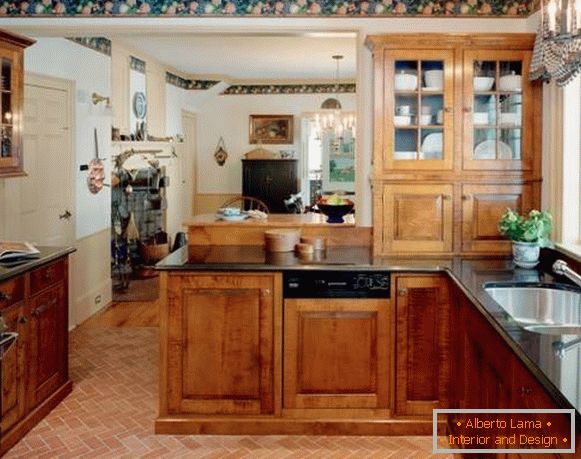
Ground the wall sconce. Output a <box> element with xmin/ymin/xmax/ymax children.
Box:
<box><xmin>92</xmin><ymin>92</ymin><xmax>111</xmax><ymax>107</ymax></box>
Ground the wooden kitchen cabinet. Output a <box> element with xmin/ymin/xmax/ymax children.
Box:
<box><xmin>394</xmin><ymin>275</ymin><xmax>450</xmax><ymax>416</ymax></box>
<box><xmin>0</xmin><ymin>300</ymin><xmax>27</xmax><ymax>433</ymax></box>
<box><xmin>242</xmin><ymin>159</ymin><xmax>299</xmax><ymax>213</ymax></box>
<box><xmin>163</xmin><ymin>273</ymin><xmax>277</xmax><ymax>415</ymax></box>
<box><xmin>366</xmin><ymin>34</ymin><xmax>541</xmax><ymax>256</ymax></box>
<box><xmin>283</xmin><ymin>298</ymin><xmax>389</xmax><ymax>411</ymax></box>
<box><xmin>0</xmin><ymin>255</ymin><xmax>71</xmax><ymax>456</ymax></box>
<box><xmin>379</xmin><ymin>183</ymin><xmax>453</xmax><ymax>254</ymax></box>
<box><xmin>461</xmin><ymin>183</ymin><xmax>533</xmax><ymax>253</ymax></box>
<box><xmin>0</xmin><ymin>30</ymin><xmax>34</xmax><ymax>178</ymax></box>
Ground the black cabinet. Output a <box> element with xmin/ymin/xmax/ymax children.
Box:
<box><xmin>242</xmin><ymin>159</ymin><xmax>299</xmax><ymax>213</ymax></box>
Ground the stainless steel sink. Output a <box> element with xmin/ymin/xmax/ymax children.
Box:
<box><xmin>483</xmin><ymin>284</ymin><xmax>581</xmax><ymax>335</ymax></box>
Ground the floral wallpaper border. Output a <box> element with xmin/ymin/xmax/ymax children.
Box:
<box><xmin>67</xmin><ymin>37</ymin><xmax>112</xmax><ymax>55</ymax></box>
<box><xmin>165</xmin><ymin>71</ymin><xmax>220</xmax><ymax>89</ymax></box>
<box><xmin>0</xmin><ymin>0</ymin><xmax>533</xmax><ymax>17</ymax></box>
<box><xmin>130</xmin><ymin>55</ymin><xmax>146</xmax><ymax>73</ymax></box>
<box><xmin>222</xmin><ymin>82</ymin><xmax>356</xmax><ymax>95</ymax></box>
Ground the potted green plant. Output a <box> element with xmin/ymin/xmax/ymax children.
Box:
<box><xmin>498</xmin><ymin>209</ymin><xmax>553</xmax><ymax>268</ymax></box>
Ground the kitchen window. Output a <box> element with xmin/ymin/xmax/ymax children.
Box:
<box><xmin>552</xmin><ymin>75</ymin><xmax>581</xmax><ymax>256</ymax></box>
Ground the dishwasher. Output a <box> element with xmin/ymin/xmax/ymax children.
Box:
<box><xmin>282</xmin><ymin>270</ymin><xmax>391</xmax><ymax>411</ymax></box>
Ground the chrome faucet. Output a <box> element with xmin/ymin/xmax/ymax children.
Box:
<box><xmin>553</xmin><ymin>338</ymin><xmax>581</xmax><ymax>359</ymax></box>
<box><xmin>552</xmin><ymin>260</ymin><xmax>581</xmax><ymax>289</ymax></box>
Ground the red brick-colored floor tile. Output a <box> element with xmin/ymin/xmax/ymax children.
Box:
<box><xmin>5</xmin><ymin>326</ymin><xmax>450</xmax><ymax>459</ymax></box>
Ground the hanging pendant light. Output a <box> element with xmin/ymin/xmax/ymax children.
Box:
<box><xmin>321</xmin><ymin>55</ymin><xmax>343</xmax><ymax>110</ymax></box>
<box><xmin>315</xmin><ymin>55</ymin><xmax>355</xmax><ymax>140</ymax></box>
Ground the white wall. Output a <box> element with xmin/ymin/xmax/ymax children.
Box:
<box><xmin>24</xmin><ymin>38</ymin><xmax>112</xmax><ymax>240</ymax></box>
<box><xmin>193</xmin><ymin>92</ymin><xmax>356</xmax><ymax>194</ymax></box>
<box><xmin>23</xmin><ymin>38</ymin><xmax>113</xmax><ymax>327</ymax></box>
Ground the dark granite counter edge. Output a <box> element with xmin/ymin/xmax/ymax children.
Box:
<box><xmin>0</xmin><ymin>246</ymin><xmax>76</xmax><ymax>282</ymax></box>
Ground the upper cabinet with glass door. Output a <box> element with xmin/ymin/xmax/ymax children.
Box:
<box><xmin>463</xmin><ymin>50</ymin><xmax>533</xmax><ymax>171</ymax></box>
<box><xmin>0</xmin><ymin>30</ymin><xmax>34</xmax><ymax>178</ymax></box>
<box><xmin>386</xmin><ymin>50</ymin><xmax>454</xmax><ymax>171</ymax></box>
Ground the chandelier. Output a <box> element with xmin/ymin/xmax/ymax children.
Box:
<box><xmin>314</xmin><ymin>55</ymin><xmax>356</xmax><ymax>139</ymax></box>
<box><xmin>530</xmin><ymin>0</ymin><xmax>581</xmax><ymax>86</ymax></box>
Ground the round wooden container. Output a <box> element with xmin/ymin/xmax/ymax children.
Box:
<box><xmin>295</xmin><ymin>243</ymin><xmax>314</xmax><ymax>254</ymax></box>
<box><xmin>300</xmin><ymin>236</ymin><xmax>327</xmax><ymax>251</ymax></box>
<box><xmin>264</xmin><ymin>229</ymin><xmax>301</xmax><ymax>252</ymax></box>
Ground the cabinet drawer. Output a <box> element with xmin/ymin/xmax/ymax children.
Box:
<box><xmin>0</xmin><ymin>276</ymin><xmax>25</xmax><ymax>310</ymax></box>
<box><xmin>30</xmin><ymin>260</ymin><xmax>65</xmax><ymax>296</ymax></box>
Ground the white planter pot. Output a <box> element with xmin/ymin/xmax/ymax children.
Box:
<box><xmin>512</xmin><ymin>241</ymin><xmax>540</xmax><ymax>269</ymax></box>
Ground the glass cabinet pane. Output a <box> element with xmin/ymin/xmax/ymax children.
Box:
<box><xmin>471</xmin><ymin>58</ymin><xmax>523</xmax><ymax>162</ymax></box>
<box><xmin>392</xmin><ymin>58</ymin><xmax>446</xmax><ymax>162</ymax></box>
<box><xmin>394</xmin><ymin>128</ymin><xmax>417</xmax><ymax>160</ymax></box>
<box><xmin>0</xmin><ymin>57</ymin><xmax>12</xmax><ymax>159</ymax></box>
<box><xmin>420</xmin><ymin>129</ymin><xmax>443</xmax><ymax>160</ymax></box>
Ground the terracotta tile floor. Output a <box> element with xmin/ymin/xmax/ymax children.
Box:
<box><xmin>6</xmin><ymin>326</ymin><xmax>452</xmax><ymax>458</ymax></box>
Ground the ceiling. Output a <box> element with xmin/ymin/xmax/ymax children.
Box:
<box><xmin>111</xmin><ymin>33</ymin><xmax>357</xmax><ymax>81</ymax></box>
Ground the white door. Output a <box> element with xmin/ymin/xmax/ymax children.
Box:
<box><xmin>3</xmin><ymin>75</ymin><xmax>74</xmax><ymax>246</ymax></box>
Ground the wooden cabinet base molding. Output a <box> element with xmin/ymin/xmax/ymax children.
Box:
<box><xmin>155</xmin><ymin>416</ymin><xmax>440</xmax><ymax>436</ymax></box>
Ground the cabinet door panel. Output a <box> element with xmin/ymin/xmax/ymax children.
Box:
<box><xmin>461</xmin><ymin>183</ymin><xmax>532</xmax><ymax>253</ymax></box>
<box><xmin>381</xmin><ymin>183</ymin><xmax>453</xmax><ymax>253</ymax></box>
<box><xmin>284</xmin><ymin>298</ymin><xmax>389</xmax><ymax>410</ymax></box>
<box><xmin>168</xmin><ymin>274</ymin><xmax>275</xmax><ymax>415</ymax></box>
<box><xmin>28</xmin><ymin>283</ymin><xmax>67</xmax><ymax>407</ymax></box>
<box><xmin>0</xmin><ymin>301</ymin><xmax>26</xmax><ymax>433</ymax></box>
<box><xmin>395</xmin><ymin>275</ymin><xmax>449</xmax><ymax>416</ymax></box>
<box><xmin>383</xmin><ymin>49</ymin><xmax>454</xmax><ymax>171</ymax></box>
<box><xmin>463</xmin><ymin>49</ymin><xmax>534</xmax><ymax>171</ymax></box>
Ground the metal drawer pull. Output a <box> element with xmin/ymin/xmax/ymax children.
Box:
<box><xmin>0</xmin><ymin>292</ymin><xmax>12</xmax><ymax>302</ymax></box>
<box><xmin>42</xmin><ymin>270</ymin><xmax>54</xmax><ymax>280</ymax></box>
<box><xmin>33</xmin><ymin>298</ymin><xmax>57</xmax><ymax>317</ymax></box>
<box><xmin>398</xmin><ymin>288</ymin><xmax>407</xmax><ymax>297</ymax></box>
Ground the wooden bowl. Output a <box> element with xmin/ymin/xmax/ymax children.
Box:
<box><xmin>264</xmin><ymin>229</ymin><xmax>301</xmax><ymax>252</ymax></box>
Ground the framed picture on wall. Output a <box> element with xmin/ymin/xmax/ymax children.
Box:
<box><xmin>249</xmin><ymin>114</ymin><xmax>294</xmax><ymax>144</ymax></box>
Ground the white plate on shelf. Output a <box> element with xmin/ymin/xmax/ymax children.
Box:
<box><xmin>216</xmin><ymin>213</ymin><xmax>249</xmax><ymax>221</ymax></box>
<box><xmin>421</xmin><ymin>132</ymin><xmax>443</xmax><ymax>153</ymax></box>
<box><xmin>422</xmin><ymin>86</ymin><xmax>443</xmax><ymax>92</ymax></box>
<box><xmin>474</xmin><ymin>140</ymin><xmax>513</xmax><ymax>160</ymax></box>
<box><xmin>394</xmin><ymin>151</ymin><xmax>417</xmax><ymax>160</ymax></box>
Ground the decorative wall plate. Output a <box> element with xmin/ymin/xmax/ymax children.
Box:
<box><xmin>132</xmin><ymin>91</ymin><xmax>147</xmax><ymax>120</ymax></box>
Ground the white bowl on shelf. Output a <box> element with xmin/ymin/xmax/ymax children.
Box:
<box><xmin>473</xmin><ymin>112</ymin><xmax>489</xmax><ymax>125</ymax></box>
<box><xmin>394</xmin><ymin>115</ymin><xmax>412</xmax><ymax>126</ymax></box>
<box><xmin>393</xmin><ymin>151</ymin><xmax>417</xmax><ymax>160</ymax></box>
<box><xmin>424</xmin><ymin>70</ymin><xmax>443</xmax><ymax>90</ymax></box>
<box><xmin>419</xmin><ymin>114</ymin><xmax>432</xmax><ymax>125</ymax></box>
<box><xmin>500</xmin><ymin>112</ymin><xmax>520</xmax><ymax>125</ymax></box>
<box><xmin>499</xmin><ymin>72</ymin><xmax>522</xmax><ymax>91</ymax></box>
<box><xmin>473</xmin><ymin>76</ymin><xmax>494</xmax><ymax>91</ymax></box>
<box><xmin>394</xmin><ymin>73</ymin><xmax>418</xmax><ymax>91</ymax></box>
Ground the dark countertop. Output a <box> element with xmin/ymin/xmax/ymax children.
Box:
<box><xmin>0</xmin><ymin>246</ymin><xmax>75</xmax><ymax>282</ymax></box>
<box><xmin>157</xmin><ymin>245</ymin><xmax>581</xmax><ymax>425</ymax></box>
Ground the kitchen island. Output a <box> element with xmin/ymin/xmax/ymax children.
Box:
<box><xmin>156</xmin><ymin>245</ymin><xmax>581</xmax><ymax>450</ymax></box>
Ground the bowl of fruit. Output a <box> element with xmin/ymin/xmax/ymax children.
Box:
<box><xmin>317</xmin><ymin>194</ymin><xmax>354</xmax><ymax>224</ymax></box>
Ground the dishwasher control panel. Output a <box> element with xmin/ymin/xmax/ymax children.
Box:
<box><xmin>283</xmin><ymin>271</ymin><xmax>390</xmax><ymax>299</ymax></box>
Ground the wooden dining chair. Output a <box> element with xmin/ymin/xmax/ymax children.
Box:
<box><xmin>220</xmin><ymin>196</ymin><xmax>270</xmax><ymax>213</ymax></box>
